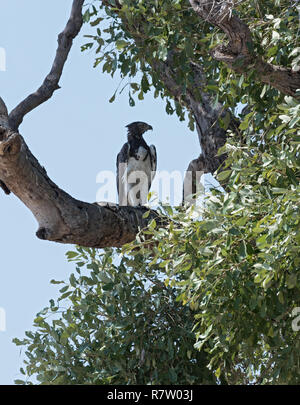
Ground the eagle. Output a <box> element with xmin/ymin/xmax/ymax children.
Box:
<box><xmin>117</xmin><ymin>121</ymin><xmax>157</xmax><ymax>206</ymax></box>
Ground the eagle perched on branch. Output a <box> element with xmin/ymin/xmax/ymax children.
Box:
<box><xmin>117</xmin><ymin>121</ymin><xmax>157</xmax><ymax>206</ymax></box>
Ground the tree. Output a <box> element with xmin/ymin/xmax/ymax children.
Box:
<box><xmin>3</xmin><ymin>0</ymin><xmax>300</xmax><ymax>384</ymax></box>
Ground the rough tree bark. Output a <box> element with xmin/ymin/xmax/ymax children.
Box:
<box><xmin>152</xmin><ymin>57</ymin><xmax>236</xmax><ymax>196</ymax></box>
<box><xmin>154</xmin><ymin>58</ymin><xmax>233</xmax><ymax>173</ymax></box>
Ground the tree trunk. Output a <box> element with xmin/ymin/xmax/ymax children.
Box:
<box><xmin>152</xmin><ymin>58</ymin><xmax>237</xmax><ymax>199</ymax></box>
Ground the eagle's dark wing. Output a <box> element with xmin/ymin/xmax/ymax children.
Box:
<box><xmin>149</xmin><ymin>144</ymin><xmax>157</xmax><ymax>188</ymax></box>
<box><xmin>116</xmin><ymin>142</ymin><xmax>130</xmax><ymax>197</ymax></box>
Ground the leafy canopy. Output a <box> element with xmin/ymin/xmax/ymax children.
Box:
<box><xmin>82</xmin><ymin>0</ymin><xmax>300</xmax><ymax>127</ymax></box>
<box><xmin>13</xmin><ymin>247</ymin><xmax>216</xmax><ymax>385</ymax></box>
<box><xmin>14</xmin><ymin>0</ymin><xmax>300</xmax><ymax>384</ymax></box>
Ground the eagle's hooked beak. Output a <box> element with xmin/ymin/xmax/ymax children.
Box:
<box><xmin>141</xmin><ymin>124</ymin><xmax>153</xmax><ymax>135</ymax></box>
<box><xmin>126</xmin><ymin>121</ymin><xmax>153</xmax><ymax>137</ymax></box>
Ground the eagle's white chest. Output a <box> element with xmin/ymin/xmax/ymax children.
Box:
<box><xmin>135</xmin><ymin>146</ymin><xmax>149</xmax><ymax>161</ymax></box>
<box><xmin>126</xmin><ymin>147</ymin><xmax>151</xmax><ymax>177</ymax></box>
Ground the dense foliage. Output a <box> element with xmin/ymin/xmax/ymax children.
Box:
<box><xmin>13</xmin><ymin>247</ymin><xmax>216</xmax><ymax>384</ymax></box>
<box><xmin>82</xmin><ymin>0</ymin><xmax>300</xmax><ymax>126</ymax></box>
<box><xmin>14</xmin><ymin>0</ymin><xmax>299</xmax><ymax>384</ymax></box>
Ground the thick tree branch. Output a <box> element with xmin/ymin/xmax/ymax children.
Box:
<box><xmin>189</xmin><ymin>0</ymin><xmax>300</xmax><ymax>98</ymax></box>
<box><xmin>8</xmin><ymin>0</ymin><xmax>85</xmax><ymax>131</ymax></box>
<box><xmin>0</xmin><ymin>123</ymin><xmax>159</xmax><ymax>247</ymax></box>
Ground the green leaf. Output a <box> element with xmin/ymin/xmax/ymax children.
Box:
<box><xmin>115</xmin><ymin>40</ymin><xmax>129</xmax><ymax>50</ymax></box>
<box><xmin>215</xmin><ymin>367</ymin><xmax>221</xmax><ymax>378</ymax></box>
<box><xmin>14</xmin><ymin>380</ymin><xmax>26</xmax><ymax>385</ymax></box>
<box><xmin>50</xmin><ymin>279</ymin><xmax>64</xmax><ymax>285</ymax></box>
<box><xmin>66</xmin><ymin>251</ymin><xmax>79</xmax><ymax>259</ymax></box>
<box><xmin>109</xmin><ymin>93</ymin><xmax>116</xmax><ymax>103</ymax></box>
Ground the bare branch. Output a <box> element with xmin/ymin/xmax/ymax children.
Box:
<box><xmin>8</xmin><ymin>0</ymin><xmax>85</xmax><ymax>131</ymax></box>
<box><xmin>189</xmin><ymin>0</ymin><xmax>300</xmax><ymax>98</ymax></box>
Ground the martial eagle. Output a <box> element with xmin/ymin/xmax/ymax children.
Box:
<box><xmin>117</xmin><ymin>121</ymin><xmax>157</xmax><ymax>206</ymax></box>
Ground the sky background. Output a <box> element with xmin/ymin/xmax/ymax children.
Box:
<box><xmin>0</xmin><ymin>0</ymin><xmax>202</xmax><ymax>384</ymax></box>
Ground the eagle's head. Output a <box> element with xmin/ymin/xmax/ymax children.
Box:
<box><xmin>126</xmin><ymin>121</ymin><xmax>153</xmax><ymax>138</ymax></box>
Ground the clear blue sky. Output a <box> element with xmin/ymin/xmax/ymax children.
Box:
<box><xmin>0</xmin><ymin>1</ymin><xmax>202</xmax><ymax>384</ymax></box>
